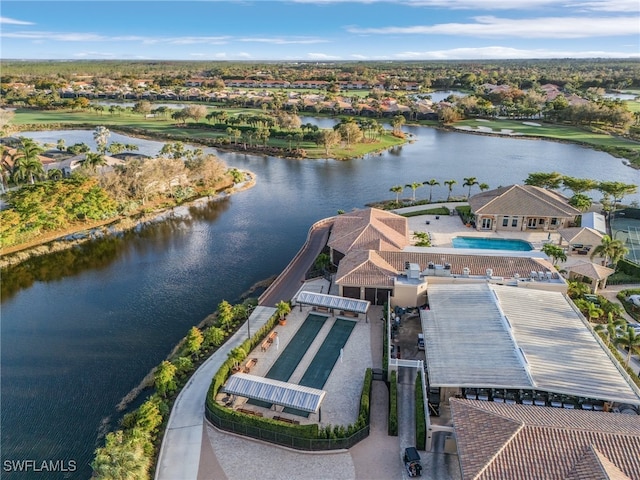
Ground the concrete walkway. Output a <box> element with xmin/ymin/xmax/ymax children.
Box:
<box><xmin>154</xmin><ymin>307</ymin><xmax>275</xmax><ymax>480</ymax></box>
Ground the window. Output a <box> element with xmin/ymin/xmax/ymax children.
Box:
<box><xmin>551</xmin><ymin>218</ymin><xmax>558</xmax><ymax>225</ymax></box>
<box><xmin>512</xmin><ymin>218</ymin><xmax>518</xmax><ymax>227</ymax></box>
<box><xmin>481</xmin><ymin>218</ymin><xmax>492</xmax><ymax>229</ymax></box>
<box><xmin>503</xmin><ymin>218</ymin><xmax>509</xmax><ymax>227</ymax></box>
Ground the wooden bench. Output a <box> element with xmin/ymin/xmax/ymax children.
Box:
<box><xmin>242</xmin><ymin>357</ymin><xmax>257</xmax><ymax>373</ymax></box>
<box><xmin>273</xmin><ymin>415</ymin><xmax>300</xmax><ymax>425</ymax></box>
<box><xmin>237</xmin><ymin>407</ymin><xmax>263</xmax><ymax>417</ymax></box>
<box><xmin>261</xmin><ymin>331</ymin><xmax>278</xmax><ymax>351</ymax></box>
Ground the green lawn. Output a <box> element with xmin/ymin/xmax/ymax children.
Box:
<box><xmin>452</xmin><ymin>118</ymin><xmax>640</xmax><ymax>154</ymax></box>
<box><xmin>11</xmin><ymin>108</ymin><xmax>405</xmax><ymax>159</ymax></box>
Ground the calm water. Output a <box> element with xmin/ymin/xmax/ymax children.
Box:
<box><xmin>2</xmin><ymin>124</ymin><xmax>639</xmax><ymax>478</ymax></box>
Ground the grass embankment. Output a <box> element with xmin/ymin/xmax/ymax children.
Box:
<box><xmin>11</xmin><ymin>108</ymin><xmax>406</xmax><ymax>160</ymax></box>
<box><xmin>450</xmin><ymin>118</ymin><xmax>640</xmax><ymax>168</ymax></box>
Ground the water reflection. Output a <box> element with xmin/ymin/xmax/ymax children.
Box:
<box><xmin>1</xmin><ymin>198</ymin><xmax>230</xmax><ymax>302</ymax></box>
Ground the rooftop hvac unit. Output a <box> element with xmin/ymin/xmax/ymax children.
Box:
<box><xmin>444</xmin><ymin>263</ymin><xmax>451</xmax><ymax>270</ymax></box>
<box><xmin>405</xmin><ymin>261</ymin><xmax>410</xmax><ymax>269</ymax></box>
<box><xmin>486</xmin><ymin>268</ymin><xmax>493</xmax><ymax>278</ymax></box>
<box><xmin>514</xmin><ymin>273</ymin><xmax>520</xmax><ymax>280</ymax></box>
<box><xmin>462</xmin><ymin>267</ymin><xmax>470</xmax><ymax>277</ymax></box>
<box><xmin>428</xmin><ymin>262</ymin><xmax>435</xmax><ymax>269</ymax></box>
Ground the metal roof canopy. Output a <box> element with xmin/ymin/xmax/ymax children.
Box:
<box><xmin>423</xmin><ymin>283</ymin><xmax>640</xmax><ymax>405</ymax></box>
<box><xmin>222</xmin><ymin>373</ymin><xmax>326</xmax><ymax>413</ymax></box>
<box><xmin>295</xmin><ymin>291</ymin><xmax>370</xmax><ymax>314</ymax></box>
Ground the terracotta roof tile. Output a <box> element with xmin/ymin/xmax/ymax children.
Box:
<box><xmin>450</xmin><ymin>399</ymin><xmax>640</xmax><ymax>480</ymax></box>
<box><xmin>469</xmin><ymin>185</ymin><xmax>580</xmax><ymax>218</ymax></box>
<box><xmin>328</xmin><ymin>208</ymin><xmax>409</xmax><ymax>255</ymax></box>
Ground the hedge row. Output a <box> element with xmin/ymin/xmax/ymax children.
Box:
<box><xmin>389</xmin><ymin>370</ymin><xmax>398</xmax><ymax>436</ymax></box>
<box><xmin>205</xmin><ymin>321</ymin><xmax>373</xmax><ymax>444</ymax></box>
<box><xmin>414</xmin><ymin>373</ymin><xmax>426</xmax><ymax>450</ymax></box>
<box><xmin>617</xmin><ymin>259</ymin><xmax>640</xmax><ymax>278</ymax></box>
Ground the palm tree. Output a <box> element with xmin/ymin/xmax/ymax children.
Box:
<box><xmin>276</xmin><ymin>300</ymin><xmax>291</xmax><ymax>322</ymax></box>
<box><xmin>462</xmin><ymin>176</ymin><xmax>479</xmax><ymax>199</ymax></box>
<box><xmin>423</xmin><ymin>179</ymin><xmax>440</xmax><ymax>203</ymax></box>
<box><xmin>390</xmin><ymin>185</ymin><xmax>403</xmax><ymax>204</ymax></box>
<box><xmin>92</xmin><ymin>126</ymin><xmax>111</xmax><ymax>154</ymax></box>
<box><xmin>444</xmin><ymin>179</ymin><xmax>457</xmax><ymax>201</ymax></box>
<box><xmin>478</xmin><ymin>183</ymin><xmax>490</xmax><ymax>192</ymax></box>
<box><xmin>614</xmin><ymin>325</ymin><xmax>640</xmax><ymax>368</ymax></box>
<box><xmin>47</xmin><ymin>168</ymin><xmax>63</xmax><ymax>180</ymax></box>
<box><xmin>12</xmin><ymin>137</ymin><xmax>45</xmax><ymax>184</ymax></box>
<box><xmin>542</xmin><ymin>243</ymin><xmax>567</xmax><ymax>266</ymax></box>
<box><xmin>594</xmin><ymin>313</ymin><xmax>626</xmax><ymax>346</ymax></box>
<box><xmin>590</xmin><ymin>235</ymin><xmax>628</xmax><ymax>267</ymax></box>
<box><xmin>84</xmin><ymin>152</ymin><xmax>107</xmax><ymax>172</ymax></box>
<box><xmin>584</xmin><ymin>302</ymin><xmax>604</xmax><ymax>323</ymax></box>
<box><xmin>405</xmin><ymin>182</ymin><xmax>422</xmax><ymax>203</ymax></box>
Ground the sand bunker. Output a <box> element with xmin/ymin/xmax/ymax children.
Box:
<box><xmin>522</xmin><ymin>121</ymin><xmax>541</xmax><ymax>127</ymax></box>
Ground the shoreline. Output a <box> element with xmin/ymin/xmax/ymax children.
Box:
<box><xmin>0</xmin><ymin>170</ymin><xmax>256</xmax><ymax>268</ymax></box>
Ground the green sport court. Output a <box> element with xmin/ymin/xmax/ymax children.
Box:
<box><xmin>283</xmin><ymin>318</ymin><xmax>356</xmax><ymax>417</ymax></box>
<box><xmin>248</xmin><ymin>313</ymin><xmax>327</xmax><ymax>408</ymax></box>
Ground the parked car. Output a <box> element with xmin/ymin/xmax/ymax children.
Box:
<box><xmin>403</xmin><ymin>447</ymin><xmax>422</xmax><ymax>477</ymax></box>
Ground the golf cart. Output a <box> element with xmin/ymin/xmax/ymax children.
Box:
<box><xmin>403</xmin><ymin>447</ymin><xmax>422</xmax><ymax>477</ymax></box>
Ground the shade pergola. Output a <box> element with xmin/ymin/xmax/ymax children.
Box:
<box><xmin>566</xmin><ymin>261</ymin><xmax>615</xmax><ymax>293</ymax></box>
<box><xmin>222</xmin><ymin>373</ymin><xmax>326</xmax><ymax>413</ymax></box>
<box><xmin>558</xmin><ymin>227</ymin><xmax>604</xmax><ymax>249</ymax></box>
<box><xmin>294</xmin><ymin>291</ymin><xmax>370</xmax><ymax>315</ymax></box>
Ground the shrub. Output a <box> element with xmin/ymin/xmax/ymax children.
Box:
<box><xmin>415</xmin><ymin>374</ymin><xmax>426</xmax><ymax>450</ymax></box>
<box><xmin>389</xmin><ymin>371</ymin><xmax>398</xmax><ymax>436</ymax></box>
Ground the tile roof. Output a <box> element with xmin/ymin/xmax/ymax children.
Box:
<box><xmin>558</xmin><ymin>227</ymin><xmax>604</xmax><ymax>246</ymax></box>
<box><xmin>335</xmin><ymin>249</ymin><xmax>557</xmax><ymax>287</ymax></box>
<box><xmin>379</xmin><ymin>250</ymin><xmax>555</xmax><ymax>279</ymax></box>
<box><xmin>566</xmin><ymin>261</ymin><xmax>616</xmax><ymax>281</ymax></box>
<box><xmin>335</xmin><ymin>250</ymin><xmax>398</xmax><ymax>286</ymax></box>
<box><xmin>469</xmin><ymin>185</ymin><xmax>581</xmax><ymax>217</ymax></box>
<box><xmin>450</xmin><ymin>399</ymin><xmax>640</xmax><ymax>480</ymax></box>
<box><xmin>328</xmin><ymin>208</ymin><xmax>409</xmax><ymax>255</ymax></box>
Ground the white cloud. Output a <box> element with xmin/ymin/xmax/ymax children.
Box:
<box><xmin>350</xmin><ymin>54</ymin><xmax>369</xmax><ymax>59</ymax></box>
<box><xmin>348</xmin><ymin>16</ymin><xmax>639</xmax><ymax>38</ymax></box>
<box><xmin>0</xmin><ymin>16</ymin><xmax>35</xmax><ymax>25</ymax></box>
<box><xmin>167</xmin><ymin>36</ymin><xmax>230</xmax><ymax>45</ymax></box>
<box><xmin>392</xmin><ymin>45</ymin><xmax>640</xmax><ymax>59</ymax></box>
<box><xmin>238</xmin><ymin>37</ymin><xmax>328</xmax><ymax>45</ymax></box>
<box><xmin>292</xmin><ymin>0</ymin><xmax>637</xmax><ymax>11</ymax></box>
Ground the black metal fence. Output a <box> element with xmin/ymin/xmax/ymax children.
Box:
<box><xmin>204</xmin><ymin>405</ymin><xmax>370</xmax><ymax>451</ymax></box>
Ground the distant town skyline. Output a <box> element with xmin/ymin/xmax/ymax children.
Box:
<box><xmin>2</xmin><ymin>0</ymin><xmax>639</xmax><ymax>61</ymax></box>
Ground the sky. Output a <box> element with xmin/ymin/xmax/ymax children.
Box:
<box><xmin>1</xmin><ymin>0</ymin><xmax>639</xmax><ymax>61</ymax></box>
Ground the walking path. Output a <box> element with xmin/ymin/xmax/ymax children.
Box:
<box><xmin>154</xmin><ymin>307</ymin><xmax>276</xmax><ymax>480</ymax></box>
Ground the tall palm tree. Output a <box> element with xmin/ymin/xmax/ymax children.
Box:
<box><xmin>423</xmin><ymin>179</ymin><xmax>440</xmax><ymax>203</ymax></box>
<box><xmin>12</xmin><ymin>138</ymin><xmax>45</xmax><ymax>184</ymax></box>
<box><xmin>390</xmin><ymin>185</ymin><xmax>403</xmax><ymax>204</ymax></box>
<box><xmin>614</xmin><ymin>325</ymin><xmax>640</xmax><ymax>368</ymax></box>
<box><xmin>405</xmin><ymin>182</ymin><xmax>423</xmax><ymax>203</ymax></box>
<box><xmin>444</xmin><ymin>179</ymin><xmax>457</xmax><ymax>201</ymax></box>
<box><xmin>590</xmin><ymin>235</ymin><xmax>628</xmax><ymax>267</ymax></box>
<box><xmin>478</xmin><ymin>183</ymin><xmax>490</xmax><ymax>192</ymax></box>
<box><xmin>462</xmin><ymin>176</ymin><xmax>479</xmax><ymax>199</ymax></box>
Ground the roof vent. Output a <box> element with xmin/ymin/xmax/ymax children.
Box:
<box><xmin>462</xmin><ymin>267</ymin><xmax>470</xmax><ymax>277</ymax></box>
<box><xmin>486</xmin><ymin>268</ymin><xmax>493</xmax><ymax>278</ymax></box>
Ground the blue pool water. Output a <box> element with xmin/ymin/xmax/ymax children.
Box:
<box><xmin>452</xmin><ymin>237</ymin><xmax>533</xmax><ymax>251</ymax></box>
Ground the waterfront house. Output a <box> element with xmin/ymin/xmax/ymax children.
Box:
<box><xmin>468</xmin><ymin>185</ymin><xmax>580</xmax><ymax>232</ymax></box>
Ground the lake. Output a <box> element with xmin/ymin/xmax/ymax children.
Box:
<box><xmin>2</xmin><ymin>124</ymin><xmax>638</xmax><ymax>479</ymax></box>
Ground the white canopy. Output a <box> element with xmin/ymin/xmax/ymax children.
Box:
<box><xmin>223</xmin><ymin>373</ymin><xmax>326</xmax><ymax>413</ymax></box>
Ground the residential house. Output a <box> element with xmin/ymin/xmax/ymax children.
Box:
<box><xmin>468</xmin><ymin>185</ymin><xmax>581</xmax><ymax>232</ymax></box>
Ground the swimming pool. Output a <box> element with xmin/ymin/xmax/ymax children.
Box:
<box><xmin>452</xmin><ymin>237</ymin><xmax>533</xmax><ymax>251</ymax></box>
